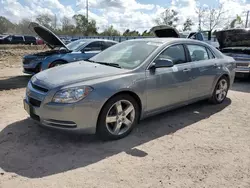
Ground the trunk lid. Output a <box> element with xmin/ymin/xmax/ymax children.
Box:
<box><xmin>150</xmin><ymin>25</ymin><xmax>180</xmax><ymax>38</ymax></box>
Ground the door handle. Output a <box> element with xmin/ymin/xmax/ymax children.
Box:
<box><xmin>183</xmin><ymin>68</ymin><xmax>191</xmax><ymax>72</ymax></box>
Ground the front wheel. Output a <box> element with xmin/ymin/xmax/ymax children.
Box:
<box><xmin>209</xmin><ymin>76</ymin><xmax>229</xmax><ymax>104</ymax></box>
<box><xmin>49</xmin><ymin>61</ymin><xmax>66</xmax><ymax>68</ymax></box>
<box><xmin>96</xmin><ymin>94</ymin><xmax>140</xmax><ymax>141</ymax></box>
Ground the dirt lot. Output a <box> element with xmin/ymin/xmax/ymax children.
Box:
<box><xmin>0</xmin><ymin>46</ymin><xmax>250</xmax><ymax>188</ymax></box>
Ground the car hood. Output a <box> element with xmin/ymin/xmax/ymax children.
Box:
<box><xmin>216</xmin><ymin>28</ymin><xmax>250</xmax><ymax>49</ymax></box>
<box><xmin>32</xmin><ymin>61</ymin><xmax>129</xmax><ymax>89</ymax></box>
<box><xmin>150</xmin><ymin>25</ymin><xmax>180</xmax><ymax>38</ymax></box>
<box><xmin>29</xmin><ymin>22</ymin><xmax>69</xmax><ymax>50</ymax></box>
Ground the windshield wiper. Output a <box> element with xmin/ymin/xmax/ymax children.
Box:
<box><xmin>86</xmin><ymin>59</ymin><xmax>121</xmax><ymax>68</ymax></box>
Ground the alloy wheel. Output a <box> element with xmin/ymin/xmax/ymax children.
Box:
<box><xmin>215</xmin><ymin>79</ymin><xmax>228</xmax><ymax>102</ymax></box>
<box><xmin>105</xmin><ymin>100</ymin><xmax>135</xmax><ymax>135</ymax></box>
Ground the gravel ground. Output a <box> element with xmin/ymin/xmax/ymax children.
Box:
<box><xmin>0</xmin><ymin>48</ymin><xmax>250</xmax><ymax>188</ymax></box>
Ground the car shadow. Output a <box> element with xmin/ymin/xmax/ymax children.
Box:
<box><xmin>0</xmin><ymin>75</ymin><xmax>31</xmax><ymax>91</ymax></box>
<box><xmin>0</xmin><ymin>98</ymin><xmax>231</xmax><ymax>178</ymax></box>
<box><xmin>231</xmin><ymin>78</ymin><xmax>250</xmax><ymax>93</ymax></box>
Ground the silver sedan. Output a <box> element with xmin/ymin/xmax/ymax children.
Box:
<box><xmin>23</xmin><ymin>38</ymin><xmax>236</xmax><ymax>140</ymax></box>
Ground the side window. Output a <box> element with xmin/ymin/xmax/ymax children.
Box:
<box><xmin>103</xmin><ymin>42</ymin><xmax>116</xmax><ymax>50</ymax></box>
<box><xmin>207</xmin><ymin>48</ymin><xmax>215</xmax><ymax>59</ymax></box>
<box><xmin>7</xmin><ymin>36</ymin><xmax>12</xmax><ymax>41</ymax></box>
<box><xmin>186</xmin><ymin>44</ymin><xmax>209</xmax><ymax>61</ymax></box>
<box><xmin>13</xmin><ymin>36</ymin><xmax>24</xmax><ymax>42</ymax></box>
<box><xmin>157</xmin><ymin>45</ymin><xmax>187</xmax><ymax>65</ymax></box>
<box><xmin>84</xmin><ymin>41</ymin><xmax>102</xmax><ymax>51</ymax></box>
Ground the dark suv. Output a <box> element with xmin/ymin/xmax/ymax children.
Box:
<box><xmin>0</xmin><ymin>35</ymin><xmax>36</xmax><ymax>45</ymax></box>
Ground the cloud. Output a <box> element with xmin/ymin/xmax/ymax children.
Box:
<box><xmin>0</xmin><ymin>0</ymin><xmax>250</xmax><ymax>33</ymax></box>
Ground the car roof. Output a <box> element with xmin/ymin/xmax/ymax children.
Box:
<box><xmin>128</xmin><ymin>37</ymin><xmax>206</xmax><ymax>45</ymax></box>
<box><xmin>74</xmin><ymin>38</ymin><xmax>118</xmax><ymax>43</ymax></box>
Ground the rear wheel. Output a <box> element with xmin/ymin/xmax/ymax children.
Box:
<box><xmin>96</xmin><ymin>94</ymin><xmax>139</xmax><ymax>141</ymax></box>
<box><xmin>209</xmin><ymin>76</ymin><xmax>229</xmax><ymax>104</ymax></box>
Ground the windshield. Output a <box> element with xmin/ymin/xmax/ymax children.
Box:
<box><xmin>89</xmin><ymin>40</ymin><xmax>162</xmax><ymax>69</ymax></box>
<box><xmin>66</xmin><ymin>39</ymin><xmax>87</xmax><ymax>51</ymax></box>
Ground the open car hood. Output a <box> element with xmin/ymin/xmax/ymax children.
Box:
<box><xmin>216</xmin><ymin>28</ymin><xmax>250</xmax><ymax>49</ymax></box>
<box><xmin>29</xmin><ymin>22</ymin><xmax>69</xmax><ymax>50</ymax></box>
<box><xmin>150</xmin><ymin>25</ymin><xmax>180</xmax><ymax>38</ymax></box>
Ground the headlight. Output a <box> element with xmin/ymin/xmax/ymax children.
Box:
<box><xmin>52</xmin><ymin>86</ymin><xmax>93</xmax><ymax>103</ymax></box>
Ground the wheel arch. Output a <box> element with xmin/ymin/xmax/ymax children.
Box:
<box><xmin>212</xmin><ymin>73</ymin><xmax>230</xmax><ymax>94</ymax></box>
<box><xmin>48</xmin><ymin>59</ymin><xmax>68</xmax><ymax>68</ymax></box>
<box><xmin>96</xmin><ymin>90</ymin><xmax>143</xmax><ymax>131</ymax></box>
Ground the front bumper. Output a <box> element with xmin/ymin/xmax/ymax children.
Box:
<box><xmin>22</xmin><ymin>60</ymin><xmax>41</xmax><ymax>74</ymax></box>
<box><xmin>23</xmin><ymin>82</ymin><xmax>101</xmax><ymax>134</ymax></box>
<box><xmin>235</xmin><ymin>67</ymin><xmax>250</xmax><ymax>78</ymax></box>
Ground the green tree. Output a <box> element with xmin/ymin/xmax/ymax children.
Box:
<box><xmin>101</xmin><ymin>25</ymin><xmax>120</xmax><ymax>36</ymax></box>
<box><xmin>123</xmin><ymin>29</ymin><xmax>140</xmax><ymax>36</ymax></box>
<box><xmin>183</xmin><ymin>18</ymin><xmax>194</xmax><ymax>31</ymax></box>
<box><xmin>73</xmin><ymin>14</ymin><xmax>98</xmax><ymax>35</ymax></box>
<box><xmin>0</xmin><ymin>16</ymin><xmax>14</xmax><ymax>34</ymax></box>
<box><xmin>155</xmin><ymin>8</ymin><xmax>179</xmax><ymax>27</ymax></box>
<box><xmin>141</xmin><ymin>30</ymin><xmax>154</xmax><ymax>36</ymax></box>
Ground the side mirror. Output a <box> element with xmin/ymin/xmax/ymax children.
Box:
<box><xmin>149</xmin><ymin>58</ymin><xmax>174</xmax><ymax>70</ymax></box>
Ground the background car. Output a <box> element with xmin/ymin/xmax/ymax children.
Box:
<box><xmin>216</xmin><ymin>28</ymin><xmax>250</xmax><ymax>79</ymax></box>
<box><xmin>22</xmin><ymin>22</ymin><xmax>118</xmax><ymax>75</ymax></box>
<box><xmin>0</xmin><ymin>35</ymin><xmax>36</xmax><ymax>45</ymax></box>
<box><xmin>23</xmin><ymin>37</ymin><xmax>236</xmax><ymax>141</ymax></box>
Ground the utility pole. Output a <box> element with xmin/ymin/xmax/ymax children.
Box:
<box><xmin>245</xmin><ymin>10</ymin><xmax>249</xmax><ymax>28</ymax></box>
<box><xmin>86</xmin><ymin>0</ymin><xmax>88</xmax><ymax>23</ymax></box>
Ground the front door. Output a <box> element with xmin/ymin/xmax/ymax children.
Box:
<box><xmin>145</xmin><ymin>44</ymin><xmax>193</xmax><ymax>113</ymax></box>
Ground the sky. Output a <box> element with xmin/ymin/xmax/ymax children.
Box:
<box><xmin>1</xmin><ymin>0</ymin><xmax>250</xmax><ymax>33</ymax></box>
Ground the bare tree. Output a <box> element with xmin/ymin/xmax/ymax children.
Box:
<box><xmin>155</xmin><ymin>8</ymin><xmax>179</xmax><ymax>27</ymax></box>
<box><xmin>195</xmin><ymin>2</ymin><xmax>206</xmax><ymax>31</ymax></box>
<box><xmin>36</xmin><ymin>14</ymin><xmax>53</xmax><ymax>30</ymax></box>
<box><xmin>202</xmin><ymin>3</ymin><xmax>228</xmax><ymax>31</ymax></box>
<box><xmin>183</xmin><ymin>18</ymin><xmax>194</xmax><ymax>31</ymax></box>
<box><xmin>17</xmin><ymin>18</ymin><xmax>33</xmax><ymax>35</ymax></box>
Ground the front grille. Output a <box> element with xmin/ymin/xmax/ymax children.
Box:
<box><xmin>236</xmin><ymin>63</ymin><xmax>249</xmax><ymax>67</ymax></box>
<box><xmin>29</xmin><ymin>97</ymin><xmax>41</xmax><ymax>107</ymax></box>
<box><xmin>31</xmin><ymin>82</ymin><xmax>48</xmax><ymax>92</ymax></box>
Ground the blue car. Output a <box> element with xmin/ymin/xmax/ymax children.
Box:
<box><xmin>22</xmin><ymin>22</ymin><xmax>118</xmax><ymax>75</ymax></box>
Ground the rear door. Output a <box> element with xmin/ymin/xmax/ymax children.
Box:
<box><xmin>185</xmin><ymin>44</ymin><xmax>218</xmax><ymax>98</ymax></box>
<box><xmin>145</xmin><ymin>44</ymin><xmax>194</xmax><ymax>113</ymax></box>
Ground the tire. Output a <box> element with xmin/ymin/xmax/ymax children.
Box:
<box><xmin>49</xmin><ymin>61</ymin><xmax>66</xmax><ymax>68</ymax></box>
<box><xmin>209</xmin><ymin>76</ymin><xmax>229</xmax><ymax>104</ymax></box>
<box><xmin>96</xmin><ymin>94</ymin><xmax>140</xmax><ymax>141</ymax></box>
